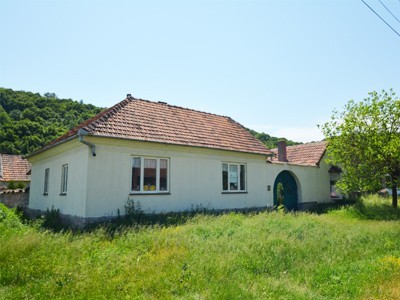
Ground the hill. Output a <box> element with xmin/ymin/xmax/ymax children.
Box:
<box><xmin>0</xmin><ymin>88</ymin><xmax>300</xmax><ymax>155</ymax></box>
<box><xmin>247</xmin><ymin>128</ymin><xmax>301</xmax><ymax>149</ymax></box>
<box><xmin>0</xmin><ymin>88</ymin><xmax>103</xmax><ymax>155</ymax></box>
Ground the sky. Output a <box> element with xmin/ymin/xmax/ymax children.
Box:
<box><xmin>1</xmin><ymin>0</ymin><xmax>399</xmax><ymax>143</ymax></box>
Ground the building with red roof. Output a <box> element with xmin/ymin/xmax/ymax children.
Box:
<box><xmin>27</xmin><ymin>95</ymin><xmax>334</xmax><ymax>223</ymax></box>
<box><xmin>0</xmin><ymin>154</ymin><xmax>31</xmax><ymax>189</ymax></box>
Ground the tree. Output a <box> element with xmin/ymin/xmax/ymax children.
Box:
<box><xmin>0</xmin><ymin>87</ymin><xmax>103</xmax><ymax>155</ymax></box>
<box><xmin>44</xmin><ymin>92</ymin><xmax>58</xmax><ymax>99</ymax></box>
<box><xmin>321</xmin><ymin>89</ymin><xmax>400</xmax><ymax>208</ymax></box>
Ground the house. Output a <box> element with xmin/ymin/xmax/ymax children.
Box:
<box><xmin>27</xmin><ymin>95</ymin><xmax>333</xmax><ymax>223</ymax></box>
<box><xmin>0</xmin><ymin>154</ymin><xmax>31</xmax><ymax>189</ymax></box>
<box><xmin>0</xmin><ymin>154</ymin><xmax>31</xmax><ymax>208</ymax></box>
<box><xmin>268</xmin><ymin>141</ymin><xmax>332</xmax><ymax>210</ymax></box>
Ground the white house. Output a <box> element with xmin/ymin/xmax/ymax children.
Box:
<box><xmin>27</xmin><ymin>95</ymin><xmax>333</xmax><ymax>223</ymax></box>
<box><xmin>268</xmin><ymin>141</ymin><xmax>333</xmax><ymax>210</ymax></box>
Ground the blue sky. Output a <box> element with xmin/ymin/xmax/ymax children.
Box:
<box><xmin>1</xmin><ymin>0</ymin><xmax>399</xmax><ymax>142</ymax></box>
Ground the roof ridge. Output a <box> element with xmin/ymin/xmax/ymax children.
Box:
<box><xmin>271</xmin><ymin>140</ymin><xmax>326</xmax><ymax>150</ymax></box>
<box><xmin>47</xmin><ymin>97</ymin><xmax>133</xmax><ymax>146</ymax></box>
<box><xmin>30</xmin><ymin>95</ymin><xmax>272</xmax><ymax>157</ymax></box>
<box><xmin>132</xmin><ymin>97</ymin><xmax>232</xmax><ymax>120</ymax></box>
<box><xmin>83</xmin><ymin>97</ymin><xmax>132</xmax><ymax>130</ymax></box>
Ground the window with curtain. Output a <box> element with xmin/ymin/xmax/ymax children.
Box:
<box><xmin>222</xmin><ymin>162</ymin><xmax>246</xmax><ymax>192</ymax></box>
<box><xmin>131</xmin><ymin>157</ymin><xmax>169</xmax><ymax>193</ymax></box>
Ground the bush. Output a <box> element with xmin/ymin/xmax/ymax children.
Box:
<box><xmin>0</xmin><ymin>203</ymin><xmax>25</xmax><ymax>235</ymax></box>
<box><xmin>124</xmin><ymin>199</ymin><xmax>145</xmax><ymax>224</ymax></box>
<box><xmin>16</xmin><ymin>182</ymin><xmax>25</xmax><ymax>189</ymax></box>
<box><xmin>41</xmin><ymin>207</ymin><xmax>63</xmax><ymax>232</ymax></box>
<box><xmin>7</xmin><ymin>181</ymin><xmax>16</xmax><ymax>190</ymax></box>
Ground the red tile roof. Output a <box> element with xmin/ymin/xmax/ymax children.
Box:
<box><xmin>0</xmin><ymin>154</ymin><xmax>31</xmax><ymax>182</ymax></box>
<box><xmin>41</xmin><ymin>97</ymin><xmax>272</xmax><ymax>156</ymax></box>
<box><xmin>270</xmin><ymin>141</ymin><xmax>327</xmax><ymax>166</ymax></box>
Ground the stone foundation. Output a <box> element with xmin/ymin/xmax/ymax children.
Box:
<box><xmin>24</xmin><ymin>206</ymin><xmax>271</xmax><ymax>229</ymax></box>
<box><xmin>24</xmin><ymin>207</ymin><xmax>117</xmax><ymax>229</ymax></box>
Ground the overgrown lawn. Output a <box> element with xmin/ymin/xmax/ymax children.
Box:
<box><xmin>1</xmin><ymin>196</ymin><xmax>399</xmax><ymax>299</ymax></box>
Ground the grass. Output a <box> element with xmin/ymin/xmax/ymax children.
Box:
<box><xmin>1</xmin><ymin>195</ymin><xmax>400</xmax><ymax>299</ymax></box>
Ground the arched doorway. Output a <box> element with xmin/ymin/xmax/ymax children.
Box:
<box><xmin>273</xmin><ymin>171</ymin><xmax>298</xmax><ymax>210</ymax></box>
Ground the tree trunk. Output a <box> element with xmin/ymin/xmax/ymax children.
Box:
<box><xmin>392</xmin><ymin>183</ymin><xmax>398</xmax><ymax>209</ymax></box>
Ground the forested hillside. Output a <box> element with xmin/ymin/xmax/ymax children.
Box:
<box><xmin>247</xmin><ymin>128</ymin><xmax>301</xmax><ymax>149</ymax></box>
<box><xmin>0</xmin><ymin>88</ymin><xmax>300</xmax><ymax>156</ymax></box>
<box><xmin>0</xmin><ymin>88</ymin><xmax>103</xmax><ymax>155</ymax></box>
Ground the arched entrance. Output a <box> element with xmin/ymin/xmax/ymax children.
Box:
<box><xmin>273</xmin><ymin>171</ymin><xmax>298</xmax><ymax>211</ymax></box>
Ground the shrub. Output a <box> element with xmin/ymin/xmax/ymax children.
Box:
<box><xmin>7</xmin><ymin>181</ymin><xmax>16</xmax><ymax>190</ymax></box>
<box><xmin>16</xmin><ymin>182</ymin><xmax>25</xmax><ymax>189</ymax></box>
<box><xmin>41</xmin><ymin>207</ymin><xmax>63</xmax><ymax>232</ymax></box>
<box><xmin>0</xmin><ymin>203</ymin><xmax>25</xmax><ymax>234</ymax></box>
<box><xmin>124</xmin><ymin>199</ymin><xmax>144</xmax><ymax>224</ymax></box>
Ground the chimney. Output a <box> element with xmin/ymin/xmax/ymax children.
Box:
<box><xmin>277</xmin><ymin>140</ymin><xmax>288</xmax><ymax>162</ymax></box>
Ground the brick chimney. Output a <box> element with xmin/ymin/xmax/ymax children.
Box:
<box><xmin>277</xmin><ymin>140</ymin><xmax>288</xmax><ymax>162</ymax></box>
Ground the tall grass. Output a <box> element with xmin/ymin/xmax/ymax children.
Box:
<box><xmin>1</xmin><ymin>196</ymin><xmax>399</xmax><ymax>299</ymax></box>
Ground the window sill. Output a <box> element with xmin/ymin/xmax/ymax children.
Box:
<box><xmin>43</xmin><ymin>193</ymin><xmax>48</xmax><ymax>196</ymax></box>
<box><xmin>59</xmin><ymin>193</ymin><xmax>67</xmax><ymax>196</ymax></box>
<box><xmin>222</xmin><ymin>191</ymin><xmax>248</xmax><ymax>194</ymax></box>
<box><xmin>129</xmin><ymin>192</ymin><xmax>171</xmax><ymax>196</ymax></box>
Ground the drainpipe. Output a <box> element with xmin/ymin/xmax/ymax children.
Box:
<box><xmin>78</xmin><ymin>129</ymin><xmax>96</xmax><ymax>157</ymax></box>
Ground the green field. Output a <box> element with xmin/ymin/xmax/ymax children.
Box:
<box><xmin>1</xmin><ymin>196</ymin><xmax>400</xmax><ymax>299</ymax></box>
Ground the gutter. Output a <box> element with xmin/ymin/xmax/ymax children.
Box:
<box><xmin>25</xmin><ymin>135</ymin><xmax>77</xmax><ymax>159</ymax></box>
<box><xmin>78</xmin><ymin>129</ymin><xmax>96</xmax><ymax>157</ymax></box>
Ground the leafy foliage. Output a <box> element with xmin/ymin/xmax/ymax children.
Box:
<box><xmin>322</xmin><ymin>89</ymin><xmax>400</xmax><ymax>208</ymax></box>
<box><xmin>0</xmin><ymin>88</ymin><xmax>103</xmax><ymax>155</ymax></box>
<box><xmin>247</xmin><ymin>128</ymin><xmax>301</xmax><ymax>149</ymax></box>
<box><xmin>41</xmin><ymin>207</ymin><xmax>63</xmax><ymax>232</ymax></box>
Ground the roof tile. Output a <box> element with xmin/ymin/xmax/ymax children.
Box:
<box><xmin>43</xmin><ymin>97</ymin><xmax>271</xmax><ymax>156</ymax></box>
<box><xmin>0</xmin><ymin>154</ymin><xmax>31</xmax><ymax>182</ymax></box>
<box><xmin>270</xmin><ymin>141</ymin><xmax>327</xmax><ymax>166</ymax></box>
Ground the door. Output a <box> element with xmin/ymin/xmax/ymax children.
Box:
<box><xmin>273</xmin><ymin>171</ymin><xmax>298</xmax><ymax>210</ymax></box>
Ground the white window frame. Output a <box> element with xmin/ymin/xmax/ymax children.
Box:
<box><xmin>131</xmin><ymin>156</ymin><xmax>169</xmax><ymax>194</ymax></box>
<box><xmin>44</xmin><ymin>168</ymin><xmax>50</xmax><ymax>195</ymax></box>
<box><xmin>60</xmin><ymin>164</ymin><xmax>68</xmax><ymax>195</ymax></box>
<box><xmin>222</xmin><ymin>162</ymin><xmax>247</xmax><ymax>192</ymax></box>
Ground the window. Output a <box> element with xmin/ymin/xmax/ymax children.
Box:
<box><xmin>222</xmin><ymin>163</ymin><xmax>246</xmax><ymax>192</ymax></box>
<box><xmin>44</xmin><ymin>168</ymin><xmax>50</xmax><ymax>195</ymax></box>
<box><xmin>131</xmin><ymin>157</ymin><xmax>169</xmax><ymax>193</ymax></box>
<box><xmin>61</xmin><ymin>164</ymin><xmax>68</xmax><ymax>194</ymax></box>
<box><xmin>330</xmin><ymin>180</ymin><xmax>341</xmax><ymax>199</ymax></box>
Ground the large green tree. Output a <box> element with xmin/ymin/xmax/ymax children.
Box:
<box><xmin>0</xmin><ymin>88</ymin><xmax>103</xmax><ymax>155</ymax></box>
<box><xmin>322</xmin><ymin>89</ymin><xmax>400</xmax><ymax>208</ymax></box>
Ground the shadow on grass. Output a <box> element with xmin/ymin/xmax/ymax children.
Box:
<box><xmin>350</xmin><ymin>197</ymin><xmax>400</xmax><ymax>221</ymax></box>
<box><xmin>25</xmin><ymin>195</ymin><xmax>399</xmax><ymax>237</ymax></box>
<box><xmin>322</xmin><ymin>195</ymin><xmax>400</xmax><ymax>221</ymax></box>
<box><xmin>307</xmin><ymin>199</ymin><xmax>356</xmax><ymax>214</ymax></box>
<box><xmin>81</xmin><ymin>204</ymin><xmax>269</xmax><ymax>238</ymax></box>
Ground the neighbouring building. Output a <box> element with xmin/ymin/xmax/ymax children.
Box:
<box><xmin>27</xmin><ymin>95</ymin><xmax>334</xmax><ymax>224</ymax></box>
<box><xmin>0</xmin><ymin>154</ymin><xmax>31</xmax><ymax>208</ymax></box>
<box><xmin>0</xmin><ymin>154</ymin><xmax>31</xmax><ymax>189</ymax></box>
